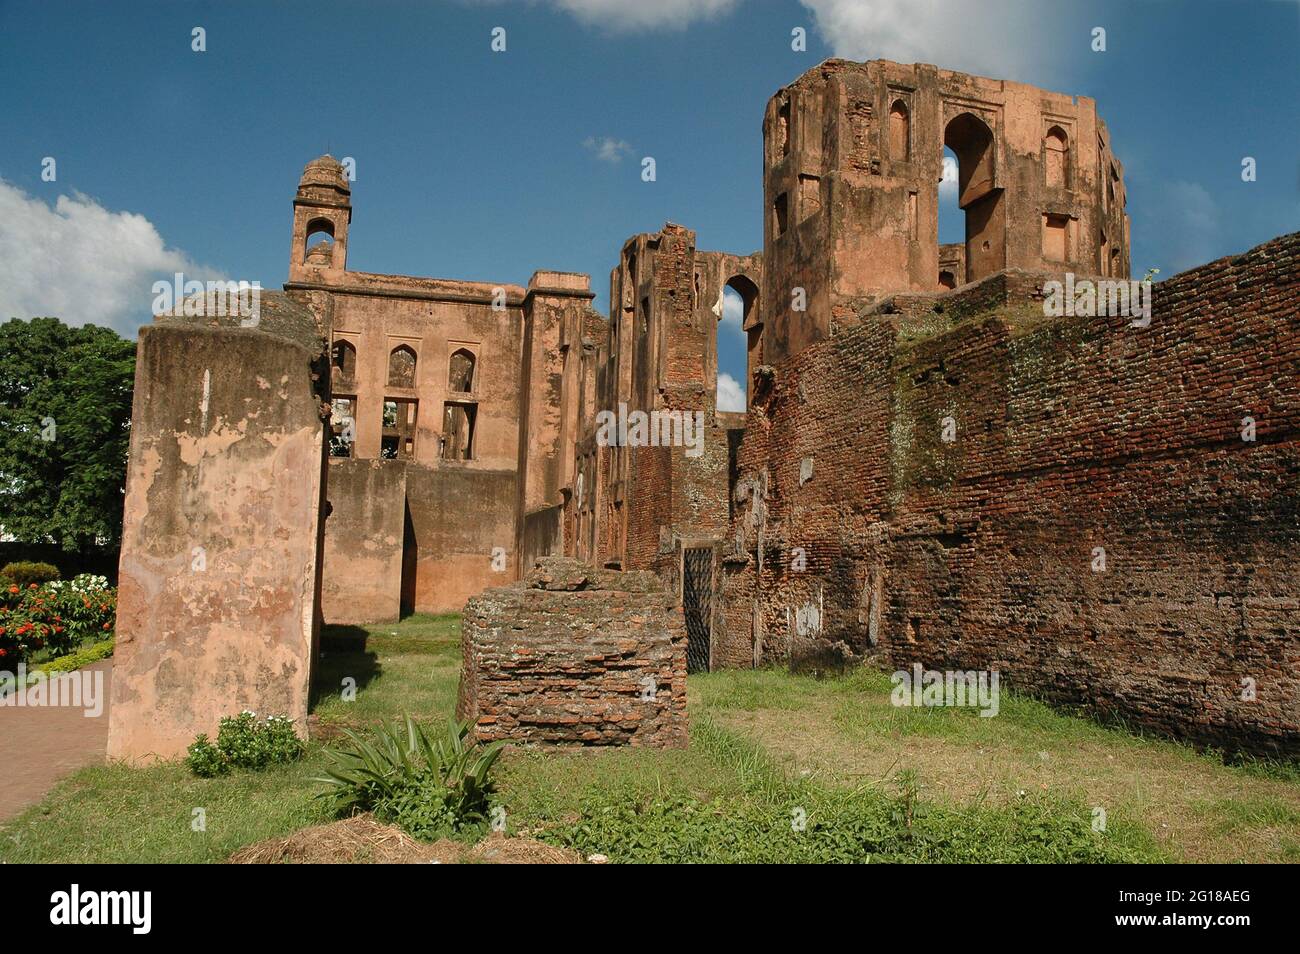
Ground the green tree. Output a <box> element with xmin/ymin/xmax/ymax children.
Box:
<box><xmin>0</xmin><ymin>317</ymin><xmax>135</xmax><ymax>551</ymax></box>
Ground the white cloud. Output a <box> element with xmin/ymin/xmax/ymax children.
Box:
<box><xmin>0</xmin><ymin>178</ymin><xmax>224</xmax><ymax>336</ymax></box>
<box><xmin>547</xmin><ymin>0</ymin><xmax>741</xmax><ymax>31</ymax></box>
<box><xmin>717</xmin><ymin>371</ymin><xmax>746</xmax><ymax>412</ymax></box>
<box><xmin>720</xmin><ymin>283</ymin><xmax>745</xmax><ymax>331</ymax></box>
<box><xmin>508</xmin><ymin>1</ymin><xmax>1050</xmax><ymax>77</ymax></box>
<box><xmin>797</xmin><ymin>0</ymin><xmax>1046</xmax><ymax>81</ymax></box>
<box><xmin>939</xmin><ymin>154</ymin><xmax>958</xmax><ymax>197</ymax></box>
<box><xmin>583</xmin><ymin>135</ymin><xmax>634</xmax><ymax>163</ymax></box>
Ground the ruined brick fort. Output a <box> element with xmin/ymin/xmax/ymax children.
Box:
<box><xmin>106</xmin><ymin>59</ymin><xmax>1299</xmax><ymax>759</ymax></box>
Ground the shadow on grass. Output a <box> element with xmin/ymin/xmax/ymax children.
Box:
<box><xmin>310</xmin><ymin>624</ymin><xmax>380</xmax><ymax>712</ymax></box>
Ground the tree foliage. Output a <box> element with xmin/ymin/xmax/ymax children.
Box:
<box><xmin>0</xmin><ymin>317</ymin><xmax>135</xmax><ymax>550</ymax></box>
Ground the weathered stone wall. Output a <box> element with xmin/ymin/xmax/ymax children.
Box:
<box><xmin>724</xmin><ymin>232</ymin><xmax>1300</xmax><ymax>754</ymax></box>
<box><xmin>520</xmin><ymin>503</ymin><xmax>564</xmax><ymax>571</ymax></box>
<box><xmin>406</xmin><ymin>465</ymin><xmax>517</xmax><ymax>613</ymax></box>
<box><xmin>287</xmin><ymin>158</ymin><xmax>597</xmax><ymax>615</ymax></box>
<box><xmin>458</xmin><ymin>558</ymin><xmax>687</xmax><ymax>747</ymax></box>
<box><xmin>761</xmin><ymin>58</ymin><xmax>1130</xmax><ymax>367</ymax></box>
<box><xmin>516</xmin><ymin>272</ymin><xmax>599</xmax><ymax>521</ymax></box>
<box><xmin>108</xmin><ymin>293</ymin><xmax>329</xmax><ymax>759</ymax></box>
<box><xmin>321</xmin><ymin>458</ymin><xmax>406</xmax><ymax>624</ymax></box>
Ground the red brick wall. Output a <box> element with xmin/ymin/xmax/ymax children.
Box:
<box><xmin>624</xmin><ymin>444</ymin><xmax>672</xmax><ymax>571</ymax></box>
<box><xmin>725</xmin><ymin>232</ymin><xmax>1300</xmax><ymax>754</ymax></box>
<box><xmin>457</xmin><ymin>558</ymin><xmax>687</xmax><ymax>747</ymax></box>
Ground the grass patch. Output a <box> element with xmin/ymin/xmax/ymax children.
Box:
<box><xmin>517</xmin><ymin>717</ymin><xmax>1163</xmax><ymax>863</ymax></box>
<box><xmin>0</xmin><ymin>613</ymin><xmax>457</xmax><ymax>864</ymax></box>
<box><xmin>310</xmin><ymin>613</ymin><xmax>460</xmax><ymax>731</ymax></box>
<box><xmin>2</xmin><ymin>616</ymin><xmax>1295</xmax><ymax>863</ymax></box>
<box><xmin>691</xmin><ymin>668</ymin><xmax>822</xmax><ymax>712</ymax></box>
<box><xmin>27</xmin><ymin>637</ymin><xmax>114</xmax><ymax>676</ymax></box>
<box><xmin>1195</xmin><ymin>795</ymin><xmax>1300</xmax><ymax>835</ymax></box>
<box><xmin>0</xmin><ymin>758</ymin><xmax>333</xmax><ymax>864</ymax></box>
<box><xmin>700</xmin><ymin>667</ymin><xmax>1300</xmax><ymax>862</ymax></box>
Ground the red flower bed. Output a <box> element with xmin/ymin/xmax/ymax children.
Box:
<box><xmin>0</xmin><ymin>575</ymin><xmax>116</xmax><ymax>665</ymax></box>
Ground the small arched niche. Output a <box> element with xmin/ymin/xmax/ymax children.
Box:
<box><xmin>448</xmin><ymin>348</ymin><xmax>476</xmax><ymax>392</ymax></box>
<box><xmin>889</xmin><ymin>99</ymin><xmax>910</xmax><ymax>161</ymax></box>
<box><xmin>387</xmin><ymin>344</ymin><xmax>417</xmax><ymax>388</ymax></box>
<box><xmin>1044</xmin><ymin>126</ymin><xmax>1069</xmax><ymax>189</ymax></box>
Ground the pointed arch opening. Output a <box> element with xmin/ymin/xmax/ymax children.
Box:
<box><xmin>448</xmin><ymin>348</ymin><xmax>476</xmax><ymax>392</ymax></box>
<box><xmin>387</xmin><ymin>344</ymin><xmax>417</xmax><ymax>388</ymax></box>
<box><xmin>942</xmin><ymin>112</ymin><xmax>1005</xmax><ymax>284</ymax></box>
<box><xmin>1044</xmin><ymin>125</ymin><xmax>1069</xmax><ymax>189</ymax></box>
<box><xmin>303</xmin><ymin>218</ymin><xmax>335</xmax><ymax>267</ymax></box>
<box><xmin>716</xmin><ymin>274</ymin><xmax>759</xmax><ymax>413</ymax></box>
<box><xmin>331</xmin><ymin>339</ymin><xmax>356</xmax><ymax>386</ymax></box>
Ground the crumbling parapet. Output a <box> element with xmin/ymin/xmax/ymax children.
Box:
<box><xmin>457</xmin><ymin>557</ymin><xmax>687</xmax><ymax>747</ymax></box>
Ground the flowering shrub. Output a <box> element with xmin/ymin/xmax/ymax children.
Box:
<box><xmin>0</xmin><ymin>574</ymin><xmax>117</xmax><ymax>665</ymax></box>
<box><xmin>186</xmin><ymin>711</ymin><xmax>304</xmax><ymax>777</ymax></box>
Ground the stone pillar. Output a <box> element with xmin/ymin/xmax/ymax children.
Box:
<box><xmin>107</xmin><ymin>296</ymin><xmax>329</xmax><ymax>760</ymax></box>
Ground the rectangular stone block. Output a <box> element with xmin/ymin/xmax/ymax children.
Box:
<box><xmin>457</xmin><ymin>558</ymin><xmax>687</xmax><ymax>747</ymax></box>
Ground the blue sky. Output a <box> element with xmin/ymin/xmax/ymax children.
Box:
<box><xmin>1</xmin><ymin>0</ymin><xmax>1296</xmax><ymax>406</ymax></box>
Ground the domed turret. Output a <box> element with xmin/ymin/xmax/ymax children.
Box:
<box><xmin>304</xmin><ymin>239</ymin><xmax>334</xmax><ymax>267</ymax></box>
<box><xmin>289</xmin><ymin>154</ymin><xmax>352</xmax><ymax>278</ymax></box>
<box><xmin>298</xmin><ymin>155</ymin><xmax>350</xmax><ymax>197</ymax></box>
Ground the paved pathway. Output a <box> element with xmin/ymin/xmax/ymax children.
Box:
<box><xmin>0</xmin><ymin>660</ymin><xmax>112</xmax><ymax>822</ymax></box>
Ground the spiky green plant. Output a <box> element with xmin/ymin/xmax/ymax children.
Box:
<box><xmin>314</xmin><ymin>716</ymin><xmax>505</xmax><ymax>839</ymax></box>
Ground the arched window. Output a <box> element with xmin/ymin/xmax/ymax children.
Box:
<box><xmin>331</xmin><ymin>340</ymin><xmax>356</xmax><ymax>383</ymax></box>
<box><xmin>1044</xmin><ymin>126</ymin><xmax>1069</xmax><ymax>188</ymax></box>
<box><xmin>387</xmin><ymin>345</ymin><xmax>416</xmax><ymax>388</ymax></box>
<box><xmin>304</xmin><ymin>218</ymin><xmax>335</xmax><ymax>267</ymax></box>
<box><xmin>448</xmin><ymin>348</ymin><xmax>476</xmax><ymax>392</ymax></box>
<box><xmin>889</xmin><ymin>100</ymin><xmax>910</xmax><ymax>160</ymax></box>
<box><xmin>718</xmin><ymin>275</ymin><xmax>759</xmax><ymax>413</ymax></box>
<box><xmin>942</xmin><ymin>112</ymin><xmax>1004</xmax><ymax>283</ymax></box>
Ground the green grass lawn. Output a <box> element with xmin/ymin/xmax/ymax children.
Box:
<box><xmin>1</xmin><ymin>613</ymin><xmax>1296</xmax><ymax>863</ymax></box>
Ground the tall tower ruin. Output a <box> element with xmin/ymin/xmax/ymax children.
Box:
<box><xmin>760</xmin><ymin>59</ymin><xmax>1131</xmax><ymax>365</ymax></box>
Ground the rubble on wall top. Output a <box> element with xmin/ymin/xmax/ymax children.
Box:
<box><xmin>154</xmin><ymin>289</ymin><xmax>328</xmax><ymax>356</ymax></box>
<box><xmin>523</xmin><ymin>557</ymin><xmax>664</xmax><ymax>593</ymax></box>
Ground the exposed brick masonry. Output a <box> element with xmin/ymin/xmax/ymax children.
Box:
<box><xmin>723</xmin><ymin>233</ymin><xmax>1300</xmax><ymax>754</ymax></box>
<box><xmin>457</xmin><ymin>558</ymin><xmax>688</xmax><ymax>747</ymax></box>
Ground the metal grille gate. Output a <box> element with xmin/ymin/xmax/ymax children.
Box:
<box><xmin>683</xmin><ymin>547</ymin><xmax>712</xmax><ymax>673</ymax></box>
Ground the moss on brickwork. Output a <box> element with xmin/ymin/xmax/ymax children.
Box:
<box><xmin>730</xmin><ymin>232</ymin><xmax>1300</xmax><ymax>757</ymax></box>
